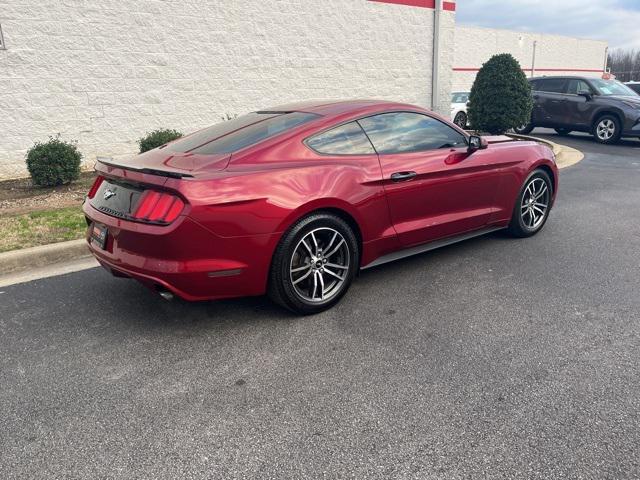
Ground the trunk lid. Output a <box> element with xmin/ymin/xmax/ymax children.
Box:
<box><xmin>99</xmin><ymin>148</ymin><xmax>231</xmax><ymax>178</ymax></box>
<box><xmin>90</xmin><ymin>177</ymin><xmax>146</xmax><ymax>220</ymax></box>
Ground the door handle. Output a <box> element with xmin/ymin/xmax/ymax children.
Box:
<box><xmin>533</xmin><ymin>95</ymin><xmax>540</xmax><ymax>100</ymax></box>
<box><xmin>390</xmin><ymin>171</ymin><xmax>417</xmax><ymax>182</ymax></box>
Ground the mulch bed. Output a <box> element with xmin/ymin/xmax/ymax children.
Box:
<box><xmin>0</xmin><ymin>172</ymin><xmax>97</xmax><ymax>217</ymax></box>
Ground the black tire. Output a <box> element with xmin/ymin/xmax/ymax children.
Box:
<box><xmin>268</xmin><ymin>213</ymin><xmax>359</xmax><ymax>315</ymax></box>
<box><xmin>507</xmin><ymin>169</ymin><xmax>553</xmax><ymax>238</ymax></box>
<box><xmin>513</xmin><ymin>121</ymin><xmax>534</xmax><ymax>135</ymax></box>
<box><xmin>453</xmin><ymin>111</ymin><xmax>467</xmax><ymax>129</ymax></box>
<box><xmin>554</xmin><ymin>127</ymin><xmax>572</xmax><ymax>136</ymax></box>
<box><xmin>592</xmin><ymin>114</ymin><xmax>622</xmax><ymax>144</ymax></box>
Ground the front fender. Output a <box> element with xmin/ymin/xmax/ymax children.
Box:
<box><xmin>589</xmin><ymin>106</ymin><xmax>626</xmax><ymax>130</ymax></box>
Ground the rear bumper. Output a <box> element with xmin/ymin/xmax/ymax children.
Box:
<box><xmin>83</xmin><ymin>202</ymin><xmax>280</xmax><ymax>301</ymax></box>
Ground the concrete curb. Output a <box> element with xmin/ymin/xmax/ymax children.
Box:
<box><xmin>506</xmin><ymin>133</ymin><xmax>585</xmax><ymax>169</ymax></box>
<box><xmin>0</xmin><ymin>239</ymin><xmax>91</xmax><ymax>276</ymax></box>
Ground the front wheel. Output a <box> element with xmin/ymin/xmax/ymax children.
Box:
<box><xmin>593</xmin><ymin>115</ymin><xmax>621</xmax><ymax>144</ymax></box>
<box><xmin>453</xmin><ymin>111</ymin><xmax>467</xmax><ymax>129</ymax></box>
<box><xmin>507</xmin><ymin>169</ymin><xmax>553</xmax><ymax>238</ymax></box>
<box><xmin>268</xmin><ymin>213</ymin><xmax>359</xmax><ymax>314</ymax></box>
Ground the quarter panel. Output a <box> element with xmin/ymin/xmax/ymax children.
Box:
<box><xmin>183</xmin><ymin>157</ymin><xmax>392</xmax><ymax>243</ymax></box>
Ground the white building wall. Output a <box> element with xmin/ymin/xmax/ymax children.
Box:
<box><xmin>434</xmin><ymin>7</ymin><xmax>456</xmax><ymax>115</ymax></box>
<box><xmin>453</xmin><ymin>25</ymin><xmax>608</xmax><ymax>92</ymax></box>
<box><xmin>0</xmin><ymin>0</ymin><xmax>455</xmax><ymax>180</ymax></box>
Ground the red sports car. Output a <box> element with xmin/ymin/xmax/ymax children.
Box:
<box><xmin>83</xmin><ymin>100</ymin><xmax>558</xmax><ymax>314</ymax></box>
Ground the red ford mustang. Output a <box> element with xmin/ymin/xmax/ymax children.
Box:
<box><xmin>83</xmin><ymin>100</ymin><xmax>558</xmax><ymax>314</ymax></box>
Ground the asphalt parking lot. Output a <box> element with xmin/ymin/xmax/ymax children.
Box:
<box><xmin>1</xmin><ymin>130</ymin><xmax>639</xmax><ymax>479</ymax></box>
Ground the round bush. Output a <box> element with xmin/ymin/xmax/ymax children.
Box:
<box><xmin>138</xmin><ymin>129</ymin><xmax>183</xmax><ymax>153</ymax></box>
<box><xmin>468</xmin><ymin>53</ymin><xmax>533</xmax><ymax>135</ymax></box>
<box><xmin>25</xmin><ymin>136</ymin><xmax>82</xmax><ymax>187</ymax></box>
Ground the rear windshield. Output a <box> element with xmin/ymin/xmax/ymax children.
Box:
<box><xmin>167</xmin><ymin>112</ymin><xmax>319</xmax><ymax>154</ymax></box>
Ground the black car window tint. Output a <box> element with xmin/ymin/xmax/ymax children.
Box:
<box><xmin>306</xmin><ymin>122</ymin><xmax>375</xmax><ymax>155</ymax></box>
<box><xmin>538</xmin><ymin>78</ymin><xmax>567</xmax><ymax>93</ymax></box>
<box><xmin>358</xmin><ymin>112</ymin><xmax>467</xmax><ymax>154</ymax></box>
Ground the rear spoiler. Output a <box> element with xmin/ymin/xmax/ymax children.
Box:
<box><xmin>96</xmin><ymin>157</ymin><xmax>194</xmax><ymax>179</ymax></box>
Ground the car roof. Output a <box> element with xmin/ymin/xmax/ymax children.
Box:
<box><xmin>530</xmin><ymin>75</ymin><xmax>591</xmax><ymax>81</ymax></box>
<box><xmin>260</xmin><ymin>99</ymin><xmax>423</xmax><ymax>116</ymax></box>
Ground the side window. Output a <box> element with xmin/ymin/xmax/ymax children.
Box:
<box><xmin>566</xmin><ymin>79</ymin><xmax>592</xmax><ymax>95</ymax></box>
<box><xmin>306</xmin><ymin>121</ymin><xmax>375</xmax><ymax>155</ymax></box>
<box><xmin>358</xmin><ymin>112</ymin><xmax>467</xmax><ymax>155</ymax></box>
<box><xmin>537</xmin><ymin>78</ymin><xmax>567</xmax><ymax>93</ymax></box>
<box><xmin>529</xmin><ymin>80</ymin><xmax>540</xmax><ymax>91</ymax></box>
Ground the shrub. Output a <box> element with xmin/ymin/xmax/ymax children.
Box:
<box><xmin>138</xmin><ymin>129</ymin><xmax>183</xmax><ymax>153</ymax></box>
<box><xmin>467</xmin><ymin>53</ymin><xmax>533</xmax><ymax>135</ymax></box>
<box><xmin>25</xmin><ymin>135</ymin><xmax>82</xmax><ymax>187</ymax></box>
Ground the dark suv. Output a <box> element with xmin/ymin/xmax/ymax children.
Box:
<box><xmin>514</xmin><ymin>76</ymin><xmax>640</xmax><ymax>144</ymax></box>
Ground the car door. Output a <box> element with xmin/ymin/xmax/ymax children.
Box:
<box><xmin>358</xmin><ymin>112</ymin><xmax>501</xmax><ymax>247</ymax></box>
<box><xmin>534</xmin><ymin>78</ymin><xmax>568</xmax><ymax>126</ymax></box>
<box><xmin>563</xmin><ymin>78</ymin><xmax>598</xmax><ymax>128</ymax></box>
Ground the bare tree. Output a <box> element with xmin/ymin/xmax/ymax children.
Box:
<box><xmin>608</xmin><ymin>49</ymin><xmax>640</xmax><ymax>82</ymax></box>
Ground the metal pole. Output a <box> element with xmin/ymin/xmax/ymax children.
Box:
<box><xmin>531</xmin><ymin>40</ymin><xmax>537</xmax><ymax>78</ymax></box>
<box><xmin>431</xmin><ymin>0</ymin><xmax>442</xmax><ymax>112</ymax></box>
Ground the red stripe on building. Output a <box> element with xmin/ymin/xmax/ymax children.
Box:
<box><xmin>369</xmin><ymin>0</ymin><xmax>456</xmax><ymax>11</ymax></box>
<box><xmin>453</xmin><ymin>67</ymin><xmax>604</xmax><ymax>73</ymax></box>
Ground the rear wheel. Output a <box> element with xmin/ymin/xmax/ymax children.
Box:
<box><xmin>513</xmin><ymin>122</ymin><xmax>534</xmax><ymax>135</ymax></box>
<box><xmin>268</xmin><ymin>213</ymin><xmax>359</xmax><ymax>314</ymax></box>
<box><xmin>554</xmin><ymin>127</ymin><xmax>572</xmax><ymax>136</ymax></box>
<box><xmin>593</xmin><ymin>115</ymin><xmax>621</xmax><ymax>144</ymax></box>
<box><xmin>507</xmin><ymin>169</ymin><xmax>552</xmax><ymax>238</ymax></box>
<box><xmin>453</xmin><ymin>111</ymin><xmax>467</xmax><ymax>129</ymax></box>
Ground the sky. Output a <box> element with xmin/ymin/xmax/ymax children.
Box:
<box><xmin>456</xmin><ymin>0</ymin><xmax>640</xmax><ymax>51</ymax></box>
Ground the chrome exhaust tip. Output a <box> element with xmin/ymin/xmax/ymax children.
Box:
<box><xmin>158</xmin><ymin>289</ymin><xmax>174</xmax><ymax>301</ymax></box>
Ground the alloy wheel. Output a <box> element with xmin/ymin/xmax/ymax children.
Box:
<box><xmin>289</xmin><ymin>227</ymin><xmax>350</xmax><ymax>303</ymax></box>
<box><xmin>520</xmin><ymin>177</ymin><xmax>550</xmax><ymax>230</ymax></box>
<box><xmin>596</xmin><ymin>119</ymin><xmax>616</xmax><ymax>141</ymax></box>
<box><xmin>454</xmin><ymin>112</ymin><xmax>467</xmax><ymax>129</ymax></box>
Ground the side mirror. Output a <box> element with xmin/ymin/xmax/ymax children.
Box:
<box><xmin>578</xmin><ymin>92</ymin><xmax>593</xmax><ymax>101</ymax></box>
<box><xmin>468</xmin><ymin>135</ymin><xmax>488</xmax><ymax>153</ymax></box>
<box><xmin>466</xmin><ymin>101</ymin><xmax>470</xmax><ymax>107</ymax></box>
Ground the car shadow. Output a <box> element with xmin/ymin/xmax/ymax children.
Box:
<box><xmin>21</xmin><ymin>230</ymin><xmax>511</xmax><ymax>332</ymax></box>
<box><xmin>357</xmin><ymin>230</ymin><xmax>506</xmax><ymax>280</ymax></box>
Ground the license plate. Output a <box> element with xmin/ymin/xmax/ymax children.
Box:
<box><xmin>91</xmin><ymin>223</ymin><xmax>108</xmax><ymax>250</ymax></box>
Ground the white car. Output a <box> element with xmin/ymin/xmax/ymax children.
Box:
<box><xmin>624</xmin><ymin>81</ymin><xmax>640</xmax><ymax>95</ymax></box>
<box><xmin>450</xmin><ymin>92</ymin><xmax>470</xmax><ymax>129</ymax></box>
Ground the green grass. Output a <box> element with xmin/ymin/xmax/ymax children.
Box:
<box><xmin>0</xmin><ymin>206</ymin><xmax>87</xmax><ymax>253</ymax></box>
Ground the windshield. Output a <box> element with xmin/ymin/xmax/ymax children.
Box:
<box><xmin>451</xmin><ymin>92</ymin><xmax>469</xmax><ymax>103</ymax></box>
<box><xmin>590</xmin><ymin>79</ymin><xmax>638</xmax><ymax>96</ymax></box>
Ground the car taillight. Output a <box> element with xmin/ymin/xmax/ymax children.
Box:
<box><xmin>132</xmin><ymin>190</ymin><xmax>185</xmax><ymax>224</ymax></box>
<box><xmin>87</xmin><ymin>175</ymin><xmax>104</xmax><ymax>199</ymax></box>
